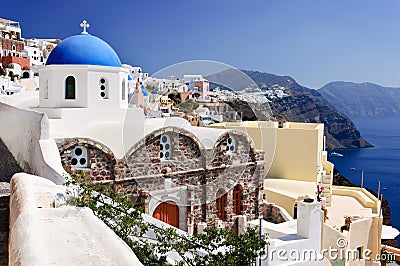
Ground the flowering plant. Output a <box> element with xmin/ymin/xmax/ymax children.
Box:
<box><xmin>316</xmin><ymin>184</ymin><xmax>324</xmax><ymax>202</ymax></box>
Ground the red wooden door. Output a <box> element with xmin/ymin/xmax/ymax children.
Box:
<box><xmin>152</xmin><ymin>202</ymin><xmax>179</xmax><ymax>228</ymax></box>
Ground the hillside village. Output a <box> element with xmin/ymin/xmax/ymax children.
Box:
<box><xmin>0</xmin><ymin>18</ymin><xmax>399</xmax><ymax>265</ymax></box>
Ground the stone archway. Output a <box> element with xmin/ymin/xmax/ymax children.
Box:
<box><xmin>152</xmin><ymin>201</ymin><xmax>179</xmax><ymax>228</ymax></box>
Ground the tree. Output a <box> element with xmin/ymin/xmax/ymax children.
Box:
<box><xmin>176</xmin><ymin>100</ymin><xmax>199</xmax><ymax>114</ymax></box>
<box><xmin>66</xmin><ymin>171</ymin><xmax>268</xmax><ymax>265</ymax></box>
<box><xmin>168</xmin><ymin>91</ymin><xmax>181</xmax><ymax>105</ymax></box>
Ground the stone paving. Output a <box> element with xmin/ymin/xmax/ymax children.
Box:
<box><xmin>0</xmin><ymin>182</ymin><xmax>10</xmax><ymax>266</ymax></box>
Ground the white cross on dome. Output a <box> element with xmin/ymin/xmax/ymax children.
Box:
<box><xmin>80</xmin><ymin>20</ymin><xmax>90</xmax><ymax>34</ymax></box>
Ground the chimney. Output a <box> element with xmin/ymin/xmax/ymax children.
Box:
<box><xmin>297</xmin><ymin>199</ymin><xmax>322</xmax><ymax>242</ymax></box>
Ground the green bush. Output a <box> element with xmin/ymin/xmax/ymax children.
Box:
<box><xmin>66</xmin><ymin>171</ymin><xmax>268</xmax><ymax>265</ymax></box>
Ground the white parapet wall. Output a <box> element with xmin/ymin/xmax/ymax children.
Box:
<box><xmin>9</xmin><ymin>173</ymin><xmax>143</xmax><ymax>265</ymax></box>
<box><xmin>0</xmin><ymin>102</ymin><xmax>66</xmax><ymax>184</ymax></box>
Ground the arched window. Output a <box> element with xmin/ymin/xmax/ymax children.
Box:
<box><xmin>216</xmin><ymin>189</ymin><xmax>227</xmax><ymax>220</ymax></box>
<box><xmin>71</xmin><ymin>146</ymin><xmax>88</xmax><ymax>168</ymax></box>
<box><xmin>160</xmin><ymin>134</ymin><xmax>171</xmax><ymax>160</ymax></box>
<box><xmin>226</xmin><ymin>136</ymin><xmax>236</xmax><ymax>153</ymax></box>
<box><xmin>122</xmin><ymin>79</ymin><xmax>126</xmax><ymax>100</ymax></box>
<box><xmin>65</xmin><ymin>76</ymin><xmax>76</xmax><ymax>99</ymax></box>
<box><xmin>233</xmin><ymin>185</ymin><xmax>243</xmax><ymax>215</ymax></box>
<box><xmin>43</xmin><ymin>80</ymin><xmax>48</xmax><ymax>99</ymax></box>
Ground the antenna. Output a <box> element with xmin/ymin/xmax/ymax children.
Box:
<box><xmin>361</xmin><ymin>171</ymin><xmax>364</xmax><ymax>188</ymax></box>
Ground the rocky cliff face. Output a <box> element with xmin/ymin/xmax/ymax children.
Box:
<box><xmin>217</xmin><ymin>70</ymin><xmax>372</xmax><ymax>149</ymax></box>
<box><xmin>319</xmin><ymin>81</ymin><xmax>400</xmax><ymax>117</ymax></box>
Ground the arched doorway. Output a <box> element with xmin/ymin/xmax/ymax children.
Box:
<box><xmin>216</xmin><ymin>188</ymin><xmax>227</xmax><ymax>220</ymax></box>
<box><xmin>22</xmin><ymin>72</ymin><xmax>30</xmax><ymax>78</ymax></box>
<box><xmin>152</xmin><ymin>201</ymin><xmax>179</xmax><ymax>228</ymax></box>
<box><xmin>233</xmin><ymin>184</ymin><xmax>243</xmax><ymax>216</ymax></box>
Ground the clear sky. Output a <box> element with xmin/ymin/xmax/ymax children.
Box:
<box><xmin>3</xmin><ymin>0</ymin><xmax>400</xmax><ymax>89</ymax></box>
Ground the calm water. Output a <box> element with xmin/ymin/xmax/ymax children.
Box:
<box><xmin>328</xmin><ymin>117</ymin><xmax>400</xmax><ymax>242</ymax></box>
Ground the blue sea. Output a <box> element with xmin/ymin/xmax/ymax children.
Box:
<box><xmin>328</xmin><ymin>117</ymin><xmax>400</xmax><ymax>243</ymax></box>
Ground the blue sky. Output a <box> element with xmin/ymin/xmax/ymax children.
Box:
<box><xmin>3</xmin><ymin>0</ymin><xmax>400</xmax><ymax>88</ymax></box>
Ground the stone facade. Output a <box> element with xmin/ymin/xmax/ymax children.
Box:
<box><xmin>263</xmin><ymin>203</ymin><xmax>288</xmax><ymax>224</ymax></box>
<box><xmin>57</xmin><ymin>128</ymin><xmax>265</xmax><ymax>232</ymax></box>
<box><xmin>57</xmin><ymin>138</ymin><xmax>117</xmax><ymax>181</ymax></box>
<box><xmin>1</xmin><ymin>38</ymin><xmax>24</xmax><ymax>53</ymax></box>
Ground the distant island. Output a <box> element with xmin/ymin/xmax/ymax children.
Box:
<box><xmin>319</xmin><ymin>81</ymin><xmax>400</xmax><ymax>118</ymax></box>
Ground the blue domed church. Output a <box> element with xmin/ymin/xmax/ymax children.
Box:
<box><xmin>36</xmin><ymin>21</ymin><xmax>265</xmax><ymax>233</ymax></box>
<box><xmin>38</xmin><ymin>21</ymin><xmax>128</xmax><ymax>110</ymax></box>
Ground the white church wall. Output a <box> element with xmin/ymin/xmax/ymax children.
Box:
<box><xmin>86</xmin><ymin>66</ymin><xmax>129</xmax><ymax>109</ymax></box>
<box><xmin>0</xmin><ymin>102</ymin><xmax>66</xmax><ymax>184</ymax></box>
<box><xmin>39</xmin><ymin>65</ymin><xmax>88</xmax><ymax>108</ymax></box>
<box><xmin>46</xmin><ymin>107</ymin><xmax>145</xmax><ymax>159</ymax></box>
<box><xmin>39</xmin><ymin>65</ymin><xmax>129</xmax><ymax>109</ymax></box>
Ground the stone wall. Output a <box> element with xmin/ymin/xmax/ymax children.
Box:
<box><xmin>57</xmin><ymin>129</ymin><xmax>265</xmax><ymax>232</ymax></box>
<box><xmin>57</xmin><ymin>138</ymin><xmax>116</xmax><ymax>181</ymax></box>
<box><xmin>263</xmin><ymin>203</ymin><xmax>288</xmax><ymax>224</ymax></box>
<box><xmin>121</xmin><ymin>128</ymin><xmax>204</xmax><ymax>179</ymax></box>
<box><xmin>1</xmin><ymin>38</ymin><xmax>24</xmax><ymax>53</ymax></box>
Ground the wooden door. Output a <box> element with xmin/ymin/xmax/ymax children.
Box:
<box><xmin>152</xmin><ymin>202</ymin><xmax>179</xmax><ymax>228</ymax></box>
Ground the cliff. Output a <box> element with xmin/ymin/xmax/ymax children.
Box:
<box><xmin>217</xmin><ymin>70</ymin><xmax>372</xmax><ymax>149</ymax></box>
<box><xmin>319</xmin><ymin>81</ymin><xmax>400</xmax><ymax>117</ymax></box>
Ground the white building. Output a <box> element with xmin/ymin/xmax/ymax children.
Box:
<box><xmin>0</xmin><ymin>76</ymin><xmax>24</xmax><ymax>96</ymax></box>
<box><xmin>23</xmin><ymin>45</ymin><xmax>43</xmax><ymax>66</ymax></box>
<box><xmin>24</xmin><ymin>38</ymin><xmax>59</xmax><ymax>64</ymax></box>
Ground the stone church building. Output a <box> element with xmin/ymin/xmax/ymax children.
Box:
<box><xmin>34</xmin><ymin>22</ymin><xmax>265</xmax><ymax>232</ymax></box>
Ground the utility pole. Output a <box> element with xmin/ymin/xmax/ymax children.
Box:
<box><xmin>361</xmin><ymin>171</ymin><xmax>364</xmax><ymax>188</ymax></box>
<box><xmin>377</xmin><ymin>181</ymin><xmax>381</xmax><ymax>200</ymax></box>
<box><xmin>259</xmin><ymin>217</ymin><xmax>262</xmax><ymax>266</ymax></box>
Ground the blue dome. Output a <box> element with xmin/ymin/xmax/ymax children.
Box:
<box><xmin>46</xmin><ymin>34</ymin><xmax>122</xmax><ymax>67</ymax></box>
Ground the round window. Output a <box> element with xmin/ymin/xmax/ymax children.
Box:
<box><xmin>75</xmin><ymin>147</ymin><xmax>82</xmax><ymax>156</ymax></box>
